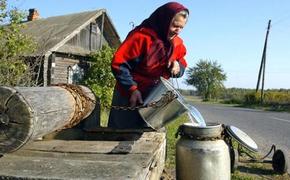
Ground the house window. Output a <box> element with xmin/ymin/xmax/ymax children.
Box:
<box><xmin>67</xmin><ymin>64</ymin><xmax>84</xmax><ymax>84</ymax></box>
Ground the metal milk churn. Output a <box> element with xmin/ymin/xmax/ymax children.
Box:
<box><xmin>175</xmin><ymin>123</ymin><xmax>231</xmax><ymax>180</ymax></box>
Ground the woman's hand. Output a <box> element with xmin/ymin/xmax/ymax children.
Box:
<box><xmin>168</xmin><ymin>60</ymin><xmax>180</xmax><ymax>75</ymax></box>
<box><xmin>129</xmin><ymin>90</ymin><xmax>143</xmax><ymax>107</ymax></box>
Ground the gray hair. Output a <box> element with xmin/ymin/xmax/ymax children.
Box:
<box><xmin>176</xmin><ymin>10</ymin><xmax>189</xmax><ymax>21</ymax></box>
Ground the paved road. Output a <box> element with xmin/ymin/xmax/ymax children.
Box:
<box><xmin>191</xmin><ymin>102</ymin><xmax>290</xmax><ymax>173</ymax></box>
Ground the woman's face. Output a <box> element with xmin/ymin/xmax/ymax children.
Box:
<box><xmin>168</xmin><ymin>14</ymin><xmax>187</xmax><ymax>40</ymax></box>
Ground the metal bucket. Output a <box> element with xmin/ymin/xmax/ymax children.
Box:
<box><xmin>138</xmin><ymin>77</ymin><xmax>188</xmax><ymax>130</ymax></box>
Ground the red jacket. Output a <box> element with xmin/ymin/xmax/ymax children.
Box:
<box><xmin>111</xmin><ymin>27</ymin><xmax>187</xmax><ymax>97</ymax></box>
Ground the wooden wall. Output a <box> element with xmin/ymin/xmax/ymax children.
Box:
<box><xmin>49</xmin><ymin>16</ymin><xmax>112</xmax><ymax>85</ymax></box>
<box><xmin>66</xmin><ymin>18</ymin><xmax>109</xmax><ymax>52</ymax></box>
<box><xmin>50</xmin><ymin>53</ymin><xmax>89</xmax><ymax>85</ymax></box>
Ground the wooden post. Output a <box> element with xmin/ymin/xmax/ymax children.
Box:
<box><xmin>0</xmin><ymin>84</ymin><xmax>96</xmax><ymax>154</ymax></box>
<box><xmin>260</xmin><ymin>20</ymin><xmax>271</xmax><ymax>104</ymax></box>
<box><xmin>256</xmin><ymin>20</ymin><xmax>271</xmax><ymax>99</ymax></box>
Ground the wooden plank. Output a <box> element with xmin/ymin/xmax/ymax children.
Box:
<box><xmin>53</xmin><ymin>77</ymin><xmax>68</xmax><ymax>84</ymax></box>
<box><xmin>0</xmin><ymin>153</ymin><xmax>146</xmax><ymax>180</ymax></box>
<box><xmin>55</xmin><ymin>57</ymin><xmax>78</xmax><ymax>65</ymax></box>
<box><xmin>52</xmin><ymin>69</ymin><xmax>68</xmax><ymax>76</ymax></box>
<box><xmin>140</xmin><ymin>136</ymin><xmax>166</xmax><ymax>180</ymax></box>
<box><xmin>22</xmin><ymin>140</ymin><xmax>121</xmax><ymax>154</ymax></box>
<box><xmin>8</xmin><ymin>149</ymin><xmax>151</xmax><ymax>163</ymax></box>
<box><xmin>23</xmin><ymin>132</ymin><xmax>163</xmax><ymax>154</ymax></box>
<box><xmin>0</xmin><ymin>131</ymin><xmax>166</xmax><ymax>180</ymax></box>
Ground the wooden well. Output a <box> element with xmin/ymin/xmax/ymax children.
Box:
<box><xmin>0</xmin><ymin>85</ymin><xmax>95</xmax><ymax>154</ymax></box>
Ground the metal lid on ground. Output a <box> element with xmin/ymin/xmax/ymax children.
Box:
<box><xmin>226</xmin><ymin>125</ymin><xmax>258</xmax><ymax>152</ymax></box>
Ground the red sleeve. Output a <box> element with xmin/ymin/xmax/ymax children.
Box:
<box><xmin>177</xmin><ymin>43</ymin><xmax>187</xmax><ymax>68</ymax></box>
<box><xmin>170</xmin><ymin>36</ymin><xmax>187</xmax><ymax>67</ymax></box>
<box><xmin>111</xmin><ymin>31</ymin><xmax>150</xmax><ymax>93</ymax></box>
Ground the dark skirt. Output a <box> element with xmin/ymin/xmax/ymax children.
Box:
<box><xmin>108</xmin><ymin>88</ymin><xmax>149</xmax><ymax>129</ymax></box>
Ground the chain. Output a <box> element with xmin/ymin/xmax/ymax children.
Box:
<box><xmin>108</xmin><ymin>90</ymin><xmax>178</xmax><ymax>111</ymax></box>
<box><xmin>54</xmin><ymin>83</ymin><xmax>94</xmax><ymax>129</ymax></box>
<box><xmin>55</xmin><ymin>84</ymin><xmax>178</xmax><ymax>111</ymax></box>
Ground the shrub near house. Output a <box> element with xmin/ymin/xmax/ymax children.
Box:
<box><xmin>0</xmin><ymin>0</ymin><xmax>36</xmax><ymax>86</ymax></box>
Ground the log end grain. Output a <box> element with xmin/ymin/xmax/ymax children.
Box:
<box><xmin>0</xmin><ymin>87</ymin><xmax>34</xmax><ymax>154</ymax></box>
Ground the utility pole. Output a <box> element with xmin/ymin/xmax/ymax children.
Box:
<box><xmin>256</xmin><ymin>20</ymin><xmax>271</xmax><ymax>104</ymax></box>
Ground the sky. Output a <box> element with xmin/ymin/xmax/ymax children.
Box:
<box><xmin>8</xmin><ymin>0</ymin><xmax>290</xmax><ymax>89</ymax></box>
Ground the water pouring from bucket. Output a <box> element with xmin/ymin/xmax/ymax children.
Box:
<box><xmin>138</xmin><ymin>77</ymin><xmax>207</xmax><ymax>129</ymax></box>
<box><xmin>185</xmin><ymin>104</ymin><xmax>207</xmax><ymax>127</ymax></box>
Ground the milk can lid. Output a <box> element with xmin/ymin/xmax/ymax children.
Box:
<box><xmin>225</xmin><ymin>125</ymin><xmax>258</xmax><ymax>152</ymax></box>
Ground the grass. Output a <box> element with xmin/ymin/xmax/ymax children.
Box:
<box><xmin>100</xmin><ymin>109</ymin><xmax>109</xmax><ymax>127</ymax></box>
<box><xmin>165</xmin><ymin>114</ymin><xmax>188</xmax><ymax>168</ymax></box>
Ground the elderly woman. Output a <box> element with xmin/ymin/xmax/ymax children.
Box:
<box><xmin>109</xmin><ymin>2</ymin><xmax>189</xmax><ymax>129</ymax></box>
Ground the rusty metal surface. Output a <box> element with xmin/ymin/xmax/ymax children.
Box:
<box><xmin>55</xmin><ymin>84</ymin><xmax>95</xmax><ymax>129</ymax></box>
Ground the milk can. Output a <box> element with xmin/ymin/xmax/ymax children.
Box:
<box><xmin>176</xmin><ymin>123</ymin><xmax>231</xmax><ymax>180</ymax></box>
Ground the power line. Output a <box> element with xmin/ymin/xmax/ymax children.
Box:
<box><xmin>271</xmin><ymin>10</ymin><xmax>290</xmax><ymax>27</ymax></box>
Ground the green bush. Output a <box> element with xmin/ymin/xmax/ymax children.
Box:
<box><xmin>221</xmin><ymin>88</ymin><xmax>254</xmax><ymax>104</ymax></box>
<box><xmin>264</xmin><ymin>91</ymin><xmax>290</xmax><ymax>105</ymax></box>
<box><xmin>0</xmin><ymin>59</ymin><xmax>26</xmax><ymax>85</ymax></box>
<box><xmin>82</xmin><ymin>45</ymin><xmax>116</xmax><ymax>109</ymax></box>
<box><xmin>244</xmin><ymin>92</ymin><xmax>260</xmax><ymax>105</ymax></box>
<box><xmin>0</xmin><ymin>1</ymin><xmax>37</xmax><ymax>86</ymax></box>
<box><xmin>221</xmin><ymin>88</ymin><xmax>290</xmax><ymax>110</ymax></box>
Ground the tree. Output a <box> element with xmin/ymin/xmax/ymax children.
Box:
<box><xmin>82</xmin><ymin>45</ymin><xmax>116</xmax><ymax>109</ymax></box>
<box><xmin>186</xmin><ymin>59</ymin><xmax>226</xmax><ymax>101</ymax></box>
<box><xmin>0</xmin><ymin>0</ymin><xmax>36</xmax><ymax>86</ymax></box>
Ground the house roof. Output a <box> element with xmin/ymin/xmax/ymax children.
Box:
<box><xmin>21</xmin><ymin>9</ymin><xmax>121</xmax><ymax>56</ymax></box>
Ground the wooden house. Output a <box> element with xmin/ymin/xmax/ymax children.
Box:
<box><xmin>22</xmin><ymin>9</ymin><xmax>121</xmax><ymax>86</ymax></box>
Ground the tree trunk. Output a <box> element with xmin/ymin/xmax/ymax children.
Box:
<box><xmin>0</xmin><ymin>84</ymin><xmax>95</xmax><ymax>154</ymax></box>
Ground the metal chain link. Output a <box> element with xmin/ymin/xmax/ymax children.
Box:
<box><xmin>108</xmin><ymin>90</ymin><xmax>178</xmax><ymax>111</ymax></box>
<box><xmin>54</xmin><ymin>83</ymin><xmax>94</xmax><ymax>129</ymax></box>
<box><xmin>55</xmin><ymin>84</ymin><xmax>178</xmax><ymax>111</ymax></box>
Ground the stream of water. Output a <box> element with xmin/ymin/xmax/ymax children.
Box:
<box><xmin>185</xmin><ymin>104</ymin><xmax>207</xmax><ymax>127</ymax></box>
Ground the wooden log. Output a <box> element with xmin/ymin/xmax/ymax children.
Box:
<box><xmin>0</xmin><ymin>84</ymin><xmax>95</xmax><ymax>154</ymax></box>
